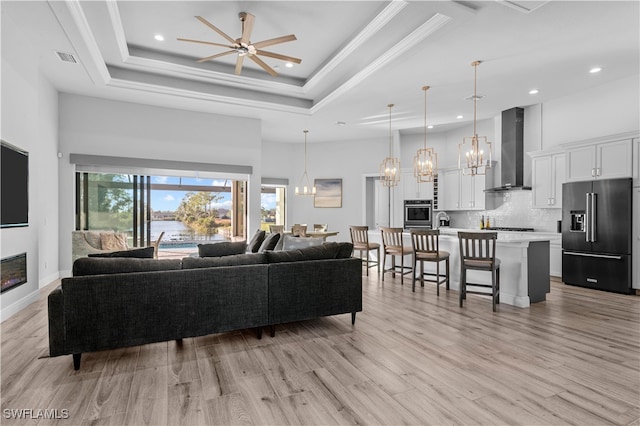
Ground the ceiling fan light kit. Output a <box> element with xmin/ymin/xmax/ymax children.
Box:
<box><xmin>178</xmin><ymin>11</ymin><xmax>302</xmax><ymax>77</ymax></box>
<box><xmin>458</xmin><ymin>60</ymin><xmax>493</xmax><ymax>176</ymax></box>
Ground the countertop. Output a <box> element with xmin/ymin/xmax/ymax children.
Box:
<box><xmin>369</xmin><ymin>227</ymin><xmax>559</xmax><ymax>243</ymax></box>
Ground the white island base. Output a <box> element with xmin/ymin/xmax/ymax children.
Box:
<box><xmin>369</xmin><ymin>229</ymin><xmax>551</xmax><ymax>308</ymax></box>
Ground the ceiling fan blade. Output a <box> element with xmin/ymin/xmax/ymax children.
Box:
<box><xmin>255</xmin><ymin>50</ymin><xmax>302</xmax><ymax>64</ymax></box>
<box><xmin>235</xmin><ymin>55</ymin><xmax>245</xmax><ymax>75</ymax></box>
<box><xmin>249</xmin><ymin>55</ymin><xmax>278</xmax><ymax>77</ymax></box>
<box><xmin>240</xmin><ymin>12</ymin><xmax>255</xmax><ymax>45</ymax></box>
<box><xmin>195</xmin><ymin>16</ymin><xmax>236</xmax><ymax>45</ymax></box>
<box><xmin>196</xmin><ymin>50</ymin><xmax>236</xmax><ymax>63</ymax></box>
<box><xmin>177</xmin><ymin>38</ymin><xmax>235</xmax><ymax>49</ymax></box>
<box><xmin>252</xmin><ymin>34</ymin><xmax>296</xmax><ymax>49</ymax></box>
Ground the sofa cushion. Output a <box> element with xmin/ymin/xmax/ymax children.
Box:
<box><xmin>257</xmin><ymin>232</ymin><xmax>281</xmax><ymax>252</ymax></box>
<box><xmin>247</xmin><ymin>230</ymin><xmax>266</xmax><ymax>253</ymax></box>
<box><xmin>100</xmin><ymin>232</ymin><xmax>128</xmax><ymax>251</ymax></box>
<box><xmin>88</xmin><ymin>246</ymin><xmax>155</xmax><ymax>259</ymax></box>
<box><xmin>335</xmin><ymin>242</ymin><xmax>355</xmax><ymax>259</ymax></box>
<box><xmin>198</xmin><ymin>241</ymin><xmax>247</xmax><ymax>257</ymax></box>
<box><xmin>72</xmin><ymin>258</ymin><xmax>182</xmax><ymax>276</ymax></box>
<box><xmin>265</xmin><ymin>244</ymin><xmax>341</xmax><ymax>263</ymax></box>
<box><xmin>281</xmin><ymin>235</ymin><xmax>325</xmax><ymax>251</ymax></box>
<box><xmin>181</xmin><ymin>253</ymin><xmax>267</xmax><ymax>269</ymax></box>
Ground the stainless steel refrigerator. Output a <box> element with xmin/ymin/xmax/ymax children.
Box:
<box><xmin>562</xmin><ymin>178</ymin><xmax>632</xmax><ymax>294</ymax></box>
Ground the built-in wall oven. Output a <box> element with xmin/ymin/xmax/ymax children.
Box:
<box><xmin>404</xmin><ymin>199</ymin><xmax>433</xmax><ymax>229</ymax></box>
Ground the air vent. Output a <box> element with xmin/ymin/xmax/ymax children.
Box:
<box><xmin>55</xmin><ymin>51</ymin><xmax>77</xmax><ymax>63</ymax></box>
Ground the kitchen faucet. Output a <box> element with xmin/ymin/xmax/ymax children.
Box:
<box><xmin>434</xmin><ymin>211</ymin><xmax>450</xmax><ymax>229</ymax></box>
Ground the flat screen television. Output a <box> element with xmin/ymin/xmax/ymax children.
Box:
<box><xmin>1</xmin><ymin>140</ymin><xmax>29</xmax><ymax>228</ymax></box>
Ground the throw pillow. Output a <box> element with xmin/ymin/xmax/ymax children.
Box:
<box><xmin>88</xmin><ymin>246</ymin><xmax>155</xmax><ymax>258</ymax></box>
<box><xmin>335</xmin><ymin>242</ymin><xmax>355</xmax><ymax>259</ymax></box>
<box><xmin>281</xmin><ymin>235</ymin><xmax>324</xmax><ymax>251</ymax></box>
<box><xmin>247</xmin><ymin>229</ymin><xmax>266</xmax><ymax>253</ymax></box>
<box><xmin>198</xmin><ymin>241</ymin><xmax>247</xmax><ymax>257</ymax></box>
<box><xmin>257</xmin><ymin>232</ymin><xmax>281</xmax><ymax>252</ymax></box>
<box><xmin>100</xmin><ymin>232</ymin><xmax>128</xmax><ymax>251</ymax></box>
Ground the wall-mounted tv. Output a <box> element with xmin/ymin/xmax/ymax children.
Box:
<box><xmin>1</xmin><ymin>140</ymin><xmax>29</xmax><ymax>228</ymax></box>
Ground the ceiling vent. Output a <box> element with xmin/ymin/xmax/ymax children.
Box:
<box><xmin>55</xmin><ymin>51</ymin><xmax>77</xmax><ymax>64</ymax></box>
<box><xmin>496</xmin><ymin>1</ymin><xmax>549</xmax><ymax>14</ymax></box>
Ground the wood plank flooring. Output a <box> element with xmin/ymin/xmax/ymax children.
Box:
<box><xmin>1</xmin><ymin>273</ymin><xmax>639</xmax><ymax>425</ymax></box>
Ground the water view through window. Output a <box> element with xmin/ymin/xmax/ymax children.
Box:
<box><xmin>76</xmin><ymin>172</ymin><xmax>246</xmax><ymax>255</ymax></box>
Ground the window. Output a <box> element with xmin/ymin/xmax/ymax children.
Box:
<box><xmin>260</xmin><ymin>185</ymin><xmax>286</xmax><ymax>231</ymax></box>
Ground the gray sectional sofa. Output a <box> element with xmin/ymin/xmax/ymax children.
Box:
<box><xmin>48</xmin><ymin>242</ymin><xmax>361</xmax><ymax>369</ymax></box>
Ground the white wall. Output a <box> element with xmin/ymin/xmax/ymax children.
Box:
<box><xmin>262</xmin><ymin>137</ymin><xmax>389</xmax><ymax>241</ymax></box>
<box><xmin>58</xmin><ymin>94</ymin><xmax>262</xmax><ymax>272</ymax></box>
<box><xmin>1</xmin><ymin>9</ymin><xmax>60</xmax><ymax>321</ymax></box>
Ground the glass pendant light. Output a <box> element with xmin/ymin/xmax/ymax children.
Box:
<box><xmin>414</xmin><ymin>85</ymin><xmax>438</xmax><ymax>182</ymax></box>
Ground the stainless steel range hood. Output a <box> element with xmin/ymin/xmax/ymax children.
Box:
<box><xmin>485</xmin><ymin>107</ymin><xmax>531</xmax><ymax>192</ymax></box>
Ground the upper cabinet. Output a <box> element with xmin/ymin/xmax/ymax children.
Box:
<box><xmin>566</xmin><ymin>138</ymin><xmax>633</xmax><ymax>182</ymax></box>
<box><xmin>439</xmin><ymin>166</ymin><xmax>494</xmax><ymax>211</ymax></box>
<box><xmin>401</xmin><ymin>170</ymin><xmax>434</xmax><ymax>201</ymax></box>
<box><xmin>530</xmin><ymin>150</ymin><xmax>565</xmax><ymax>208</ymax></box>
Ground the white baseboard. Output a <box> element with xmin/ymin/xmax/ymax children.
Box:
<box><xmin>39</xmin><ymin>271</ymin><xmax>60</xmax><ymax>289</ymax></box>
<box><xmin>0</xmin><ymin>290</ymin><xmax>39</xmax><ymax>322</ymax></box>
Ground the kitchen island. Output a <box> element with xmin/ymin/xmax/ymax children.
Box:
<box><xmin>369</xmin><ymin>228</ymin><xmax>551</xmax><ymax>308</ymax></box>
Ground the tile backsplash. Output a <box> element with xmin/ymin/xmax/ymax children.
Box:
<box><xmin>446</xmin><ymin>190</ymin><xmax>562</xmax><ymax>232</ymax></box>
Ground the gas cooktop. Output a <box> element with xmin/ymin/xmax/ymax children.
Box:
<box><xmin>485</xmin><ymin>227</ymin><xmax>535</xmax><ymax>232</ymax></box>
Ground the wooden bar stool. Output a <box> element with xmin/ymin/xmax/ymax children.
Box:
<box><xmin>410</xmin><ymin>229</ymin><xmax>450</xmax><ymax>294</ymax></box>
<box><xmin>380</xmin><ymin>227</ymin><xmax>413</xmax><ymax>284</ymax></box>
<box><xmin>349</xmin><ymin>226</ymin><xmax>380</xmax><ymax>276</ymax></box>
<box><xmin>458</xmin><ymin>231</ymin><xmax>501</xmax><ymax>311</ymax></box>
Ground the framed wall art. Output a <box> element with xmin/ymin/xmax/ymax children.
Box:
<box><xmin>314</xmin><ymin>178</ymin><xmax>342</xmax><ymax>208</ymax></box>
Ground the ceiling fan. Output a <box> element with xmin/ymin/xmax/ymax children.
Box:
<box><xmin>178</xmin><ymin>12</ymin><xmax>302</xmax><ymax>77</ymax></box>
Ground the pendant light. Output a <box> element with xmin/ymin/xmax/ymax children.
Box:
<box><xmin>379</xmin><ymin>103</ymin><xmax>400</xmax><ymax>187</ymax></box>
<box><xmin>295</xmin><ymin>130</ymin><xmax>316</xmax><ymax>196</ymax></box>
<box><xmin>458</xmin><ymin>61</ymin><xmax>493</xmax><ymax>176</ymax></box>
<box><xmin>414</xmin><ymin>86</ymin><xmax>438</xmax><ymax>183</ymax></box>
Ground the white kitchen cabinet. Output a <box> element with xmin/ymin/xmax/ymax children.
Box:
<box><xmin>549</xmin><ymin>236</ymin><xmax>562</xmax><ymax>277</ymax></box>
<box><xmin>401</xmin><ymin>170</ymin><xmax>434</xmax><ymax>202</ymax></box>
<box><xmin>530</xmin><ymin>151</ymin><xmax>565</xmax><ymax>208</ymax></box>
<box><xmin>566</xmin><ymin>138</ymin><xmax>632</xmax><ymax>182</ymax></box>
<box><xmin>440</xmin><ymin>168</ymin><xmax>460</xmax><ymax>210</ymax></box>
<box><xmin>440</xmin><ymin>167</ymin><xmax>493</xmax><ymax>211</ymax></box>
<box><xmin>633</xmin><ymin>187</ymin><xmax>639</xmax><ymax>290</ymax></box>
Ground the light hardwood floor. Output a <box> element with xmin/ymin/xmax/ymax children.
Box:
<box><xmin>1</xmin><ymin>272</ymin><xmax>639</xmax><ymax>425</ymax></box>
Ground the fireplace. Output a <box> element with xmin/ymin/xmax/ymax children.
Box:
<box><xmin>1</xmin><ymin>253</ymin><xmax>27</xmax><ymax>293</ymax></box>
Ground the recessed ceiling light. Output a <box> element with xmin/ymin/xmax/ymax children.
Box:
<box><xmin>529</xmin><ymin>89</ymin><xmax>539</xmax><ymax>95</ymax></box>
<box><xmin>154</xmin><ymin>34</ymin><xmax>165</xmax><ymax>41</ymax></box>
<box><xmin>456</xmin><ymin>115</ymin><xmax>464</xmax><ymax>119</ymax></box>
<box><xmin>589</xmin><ymin>67</ymin><xmax>602</xmax><ymax>74</ymax></box>
<box><xmin>285</xmin><ymin>62</ymin><xmax>294</xmax><ymax>68</ymax></box>
<box><xmin>335</xmin><ymin>121</ymin><xmax>347</xmax><ymax>126</ymax></box>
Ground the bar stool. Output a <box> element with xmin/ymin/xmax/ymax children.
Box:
<box><xmin>458</xmin><ymin>231</ymin><xmax>501</xmax><ymax>312</ymax></box>
<box><xmin>349</xmin><ymin>226</ymin><xmax>380</xmax><ymax>276</ymax></box>
<box><xmin>380</xmin><ymin>227</ymin><xmax>413</xmax><ymax>284</ymax></box>
<box><xmin>410</xmin><ymin>229</ymin><xmax>450</xmax><ymax>294</ymax></box>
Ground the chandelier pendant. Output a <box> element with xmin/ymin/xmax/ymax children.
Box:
<box><xmin>458</xmin><ymin>61</ymin><xmax>492</xmax><ymax>176</ymax></box>
<box><xmin>380</xmin><ymin>104</ymin><xmax>400</xmax><ymax>187</ymax></box>
<box><xmin>295</xmin><ymin>130</ymin><xmax>316</xmax><ymax>196</ymax></box>
<box><xmin>414</xmin><ymin>86</ymin><xmax>438</xmax><ymax>183</ymax></box>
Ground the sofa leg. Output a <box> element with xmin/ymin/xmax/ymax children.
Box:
<box><xmin>352</xmin><ymin>312</ymin><xmax>356</xmax><ymax>325</ymax></box>
<box><xmin>270</xmin><ymin>325</ymin><xmax>276</xmax><ymax>337</ymax></box>
<box><xmin>73</xmin><ymin>353</ymin><xmax>81</xmax><ymax>370</ymax></box>
<box><xmin>176</xmin><ymin>338</ymin><xmax>183</xmax><ymax>345</ymax></box>
<box><xmin>256</xmin><ymin>327</ymin><xmax>263</xmax><ymax>339</ymax></box>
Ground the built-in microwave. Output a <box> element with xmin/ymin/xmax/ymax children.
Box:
<box><xmin>404</xmin><ymin>199</ymin><xmax>433</xmax><ymax>229</ymax></box>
